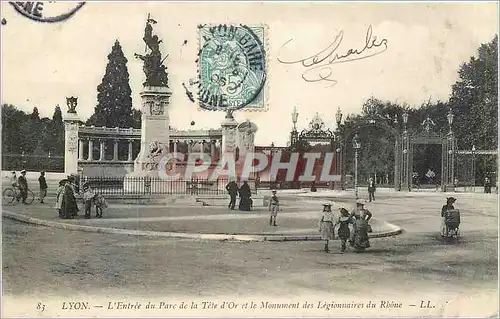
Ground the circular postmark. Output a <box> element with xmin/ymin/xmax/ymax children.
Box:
<box><xmin>10</xmin><ymin>2</ymin><xmax>85</xmax><ymax>23</ymax></box>
<box><xmin>198</xmin><ymin>24</ymin><xmax>266</xmax><ymax>111</ymax></box>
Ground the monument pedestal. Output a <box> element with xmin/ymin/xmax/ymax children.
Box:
<box><xmin>63</xmin><ymin>112</ymin><xmax>80</xmax><ymax>176</ymax></box>
<box><xmin>125</xmin><ymin>86</ymin><xmax>172</xmax><ymax>193</ymax></box>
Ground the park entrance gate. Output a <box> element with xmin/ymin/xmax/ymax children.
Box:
<box><xmin>290</xmin><ymin>113</ymin><xmax>340</xmax><ymax>189</ymax></box>
<box><xmin>400</xmin><ymin>112</ymin><xmax>456</xmax><ymax>192</ymax></box>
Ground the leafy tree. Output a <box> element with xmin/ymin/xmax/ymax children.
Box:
<box><xmin>87</xmin><ymin>40</ymin><xmax>134</xmax><ymax>128</ymax></box>
<box><xmin>2</xmin><ymin>104</ymin><xmax>27</xmax><ymax>154</ymax></box>
<box><xmin>448</xmin><ymin>35</ymin><xmax>498</xmax><ymax>182</ymax></box>
<box><xmin>449</xmin><ymin>35</ymin><xmax>498</xmax><ymax>150</ymax></box>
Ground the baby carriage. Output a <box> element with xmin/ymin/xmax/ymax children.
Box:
<box><xmin>444</xmin><ymin>209</ymin><xmax>461</xmax><ymax>239</ymax></box>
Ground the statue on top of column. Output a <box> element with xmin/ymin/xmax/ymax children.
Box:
<box><xmin>134</xmin><ymin>14</ymin><xmax>169</xmax><ymax>88</ymax></box>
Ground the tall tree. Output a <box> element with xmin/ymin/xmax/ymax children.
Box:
<box><xmin>42</xmin><ymin>105</ymin><xmax>65</xmax><ymax>155</ymax></box>
<box><xmin>449</xmin><ymin>35</ymin><xmax>498</xmax><ymax>150</ymax></box>
<box><xmin>87</xmin><ymin>40</ymin><xmax>134</xmax><ymax>128</ymax></box>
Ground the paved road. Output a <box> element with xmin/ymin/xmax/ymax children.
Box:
<box><xmin>2</xmin><ymin>193</ymin><xmax>498</xmax><ymax>317</ymax></box>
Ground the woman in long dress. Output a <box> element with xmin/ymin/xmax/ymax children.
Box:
<box><xmin>318</xmin><ymin>204</ymin><xmax>335</xmax><ymax>252</ymax></box>
<box><xmin>61</xmin><ymin>176</ymin><xmax>79</xmax><ymax>219</ymax></box>
<box><xmin>350</xmin><ymin>199</ymin><xmax>373</xmax><ymax>251</ymax></box>
<box><xmin>238</xmin><ymin>181</ymin><xmax>252</xmax><ymax>211</ymax></box>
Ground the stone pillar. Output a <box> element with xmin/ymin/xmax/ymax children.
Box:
<box><xmin>210</xmin><ymin>140</ymin><xmax>216</xmax><ymax>160</ymax></box>
<box><xmin>221</xmin><ymin>112</ymin><xmax>238</xmax><ymax>155</ymax></box>
<box><xmin>113</xmin><ymin>139</ymin><xmax>119</xmax><ymax>161</ymax></box>
<box><xmin>173</xmin><ymin>140</ymin><xmax>178</xmax><ymax>170</ymax></box>
<box><xmin>99</xmin><ymin>139</ymin><xmax>105</xmax><ymax>161</ymax></box>
<box><xmin>78</xmin><ymin>139</ymin><xmax>84</xmax><ymax>161</ymax></box>
<box><xmin>87</xmin><ymin>138</ymin><xmax>94</xmax><ymax>161</ymax></box>
<box><xmin>63</xmin><ymin>112</ymin><xmax>81</xmax><ymax>175</ymax></box>
<box><xmin>201</xmin><ymin>140</ymin><xmax>205</xmax><ymax>155</ymax></box>
<box><xmin>128</xmin><ymin>140</ymin><xmax>133</xmax><ymax>162</ymax></box>
<box><xmin>133</xmin><ymin>86</ymin><xmax>172</xmax><ymax>173</ymax></box>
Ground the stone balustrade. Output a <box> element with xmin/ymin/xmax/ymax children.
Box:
<box><xmin>77</xmin><ymin>125</ymin><xmax>224</xmax><ymax>164</ymax></box>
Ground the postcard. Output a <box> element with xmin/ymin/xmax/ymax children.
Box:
<box><xmin>1</xmin><ymin>1</ymin><xmax>498</xmax><ymax>318</ymax></box>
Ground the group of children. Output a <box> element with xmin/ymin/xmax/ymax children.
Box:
<box><xmin>268</xmin><ymin>190</ymin><xmax>373</xmax><ymax>253</ymax></box>
<box><xmin>55</xmin><ymin>180</ymin><xmax>107</xmax><ymax>219</ymax></box>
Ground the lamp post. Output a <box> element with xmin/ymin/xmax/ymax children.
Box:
<box><xmin>336</xmin><ymin>107</ymin><xmax>343</xmax><ymax>189</ymax></box>
<box><xmin>352</xmin><ymin>133</ymin><xmax>361</xmax><ymax>199</ymax></box>
<box><xmin>447</xmin><ymin>108</ymin><xmax>455</xmax><ymax>191</ymax></box>
<box><xmin>472</xmin><ymin>145</ymin><xmax>476</xmax><ymax>192</ymax></box>
<box><xmin>270</xmin><ymin>142</ymin><xmax>276</xmax><ymax>189</ymax></box>
<box><xmin>401</xmin><ymin>111</ymin><xmax>409</xmax><ymax>191</ymax></box>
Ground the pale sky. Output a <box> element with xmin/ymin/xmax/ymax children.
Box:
<box><xmin>1</xmin><ymin>1</ymin><xmax>498</xmax><ymax>146</ymax></box>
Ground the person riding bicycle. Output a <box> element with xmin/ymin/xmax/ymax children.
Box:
<box><xmin>17</xmin><ymin>170</ymin><xmax>28</xmax><ymax>204</ymax></box>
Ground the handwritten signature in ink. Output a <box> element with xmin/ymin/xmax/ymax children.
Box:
<box><xmin>277</xmin><ymin>25</ymin><xmax>388</xmax><ymax>87</ymax></box>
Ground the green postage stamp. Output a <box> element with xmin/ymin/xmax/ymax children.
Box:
<box><xmin>197</xmin><ymin>24</ymin><xmax>267</xmax><ymax>112</ymax></box>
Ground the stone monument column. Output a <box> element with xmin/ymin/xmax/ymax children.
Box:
<box><xmin>127</xmin><ymin>14</ymin><xmax>172</xmax><ymax>180</ymax></box>
<box><xmin>236</xmin><ymin>120</ymin><xmax>258</xmax><ymax>163</ymax></box>
<box><xmin>133</xmin><ymin>86</ymin><xmax>172</xmax><ymax>173</ymax></box>
<box><xmin>221</xmin><ymin>111</ymin><xmax>238</xmax><ymax>155</ymax></box>
<box><xmin>63</xmin><ymin>97</ymin><xmax>81</xmax><ymax>175</ymax></box>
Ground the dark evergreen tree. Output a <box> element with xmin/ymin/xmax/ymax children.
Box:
<box><xmin>42</xmin><ymin>105</ymin><xmax>65</xmax><ymax>156</ymax></box>
<box><xmin>87</xmin><ymin>40</ymin><xmax>134</xmax><ymax>128</ymax></box>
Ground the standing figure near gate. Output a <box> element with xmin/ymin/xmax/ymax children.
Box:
<box><xmin>268</xmin><ymin>190</ymin><xmax>280</xmax><ymax>226</ymax></box>
<box><xmin>238</xmin><ymin>181</ymin><xmax>252</xmax><ymax>211</ymax></box>
<box><xmin>225</xmin><ymin>179</ymin><xmax>238</xmax><ymax>210</ymax></box>
<box><xmin>484</xmin><ymin>177</ymin><xmax>492</xmax><ymax>194</ymax></box>
<box><xmin>368</xmin><ymin>177</ymin><xmax>376</xmax><ymax>202</ymax></box>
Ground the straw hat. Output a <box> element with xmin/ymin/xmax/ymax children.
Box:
<box><xmin>356</xmin><ymin>199</ymin><xmax>367</xmax><ymax>205</ymax></box>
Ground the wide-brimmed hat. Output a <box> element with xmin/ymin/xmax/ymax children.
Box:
<box><xmin>356</xmin><ymin>199</ymin><xmax>366</xmax><ymax>205</ymax></box>
<box><xmin>447</xmin><ymin>197</ymin><xmax>457</xmax><ymax>203</ymax></box>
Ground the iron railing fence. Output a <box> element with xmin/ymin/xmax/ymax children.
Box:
<box><xmin>80</xmin><ymin>176</ymin><xmax>257</xmax><ymax>196</ymax></box>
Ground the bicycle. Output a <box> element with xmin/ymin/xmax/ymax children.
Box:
<box><xmin>3</xmin><ymin>187</ymin><xmax>35</xmax><ymax>205</ymax></box>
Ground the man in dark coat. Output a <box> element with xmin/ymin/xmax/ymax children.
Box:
<box><xmin>368</xmin><ymin>177</ymin><xmax>376</xmax><ymax>202</ymax></box>
<box><xmin>238</xmin><ymin>181</ymin><xmax>252</xmax><ymax>211</ymax></box>
<box><xmin>484</xmin><ymin>177</ymin><xmax>492</xmax><ymax>194</ymax></box>
<box><xmin>38</xmin><ymin>171</ymin><xmax>48</xmax><ymax>203</ymax></box>
<box><xmin>17</xmin><ymin>170</ymin><xmax>28</xmax><ymax>204</ymax></box>
<box><xmin>225</xmin><ymin>179</ymin><xmax>239</xmax><ymax>210</ymax></box>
